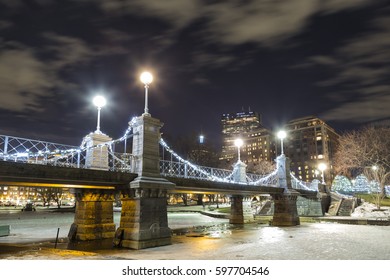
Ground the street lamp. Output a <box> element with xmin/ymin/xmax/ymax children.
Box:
<box><xmin>140</xmin><ymin>71</ymin><xmax>153</xmax><ymax>115</ymax></box>
<box><xmin>277</xmin><ymin>130</ymin><xmax>287</xmax><ymax>155</ymax></box>
<box><xmin>234</xmin><ymin>138</ymin><xmax>243</xmax><ymax>162</ymax></box>
<box><xmin>93</xmin><ymin>95</ymin><xmax>106</xmax><ymax>133</ymax></box>
<box><xmin>318</xmin><ymin>163</ymin><xmax>327</xmax><ymax>184</ymax></box>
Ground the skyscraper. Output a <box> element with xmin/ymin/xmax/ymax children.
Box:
<box><xmin>220</xmin><ymin>111</ymin><xmax>275</xmax><ymax>167</ymax></box>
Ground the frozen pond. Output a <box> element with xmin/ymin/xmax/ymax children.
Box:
<box><xmin>0</xmin><ymin>209</ymin><xmax>228</xmax><ymax>243</ymax></box>
<box><xmin>1</xmin><ymin>209</ymin><xmax>390</xmax><ymax>260</ymax></box>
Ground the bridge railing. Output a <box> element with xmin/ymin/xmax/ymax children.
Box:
<box><xmin>0</xmin><ymin>134</ymin><xmax>136</xmax><ymax>172</ymax></box>
<box><xmin>108</xmin><ymin>152</ymin><xmax>134</xmax><ymax>172</ymax></box>
<box><xmin>0</xmin><ymin>134</ymin><xmax>85</xmax><ymax>165</ymax></box>
<box><xmin>247</xmin><ymin>169</ymin><xmax>279</xmax><ymax>186</ymax></box>
<box><xmin>159</xmin><ymin>160</ymin><xmax>279</xmax><ymax>186</ymax></box>
<box><xmin>160</xmin><ymin>160</ymin><xmax>241</xmax><ymax>182</ymax></box>
<box><xmin>290</xmin><ymin>173</ymin><xmax>319</xmax><ymax>191</ymax></box>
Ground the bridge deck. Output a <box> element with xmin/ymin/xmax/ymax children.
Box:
<box><xmin>164</xmin><ymin>176</ymin><xmax>285</xmax><ymax>195</ymax></box>
<box><xmin>0</xmin><ymin>161</ymin><xmax>137</xmax><ymax>190</ymax></box>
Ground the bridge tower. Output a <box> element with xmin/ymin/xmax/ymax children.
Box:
<box><xmin>114</xmin><ymin>114</ymin><xmax>174</xmax><ymax>249</ymax></box>
<box><xmin>68</xmin><ymin>131</ymin><xmax>115</xmax><ymax>243</ymax></box>
<box><xmin>230</xmin><ymin>160</ymin><xmax>254</xmax><ymax>224</ymax></box>
<box><xmin>83</xmin><ymin>131</ymin><xmax>112</xmax><ymax>170</ymax></box>
<box><xmin>271</xmin><ymin>154</ymin><xmax>300</xmax><ymax>226</ymax></box>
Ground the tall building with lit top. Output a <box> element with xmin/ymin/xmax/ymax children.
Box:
<box><xmin>220</xmin><ymin>111</ymin><xmax>275</xmax><ymax>165</ymax></box>
<box><xmin>283</xmin><ymin>116</ymin><xmax>339</xmax><ymax>184</ymax></box>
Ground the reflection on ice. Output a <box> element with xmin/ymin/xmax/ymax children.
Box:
<box><xmin>257</xmin><ymin>227</ymin><xmax>286</xmax><ymax>243</ymax></box>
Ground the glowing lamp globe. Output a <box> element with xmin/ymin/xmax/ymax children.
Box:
<box><xmin>234</xmin><ymin>138</ymin><xmax>244</xmax><ymax>148</ymax></box>
<box><xmin>318</xmin><ymin>163</ymin><xmax>327</xmax><ymax>172</ymax></box>
<box><xmin>140</xmin><ymin>71</ymin><xmax>153</xmax><ymax>85</ymax></box>
<box><xmin>277</xmin><ymin>130</ymin><xmax>287</xmax><ymax>140</ymax></box>
<box><xmin>93</xmin><ymin>95</ymin><xmax>106</xmax><ymax>108</ymax></box>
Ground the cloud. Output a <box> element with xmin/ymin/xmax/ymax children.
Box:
<box><xmin>93</xmin><ymin>0</ymin><xmax>373</xmax><ymax>47</ymax></box>
<box><xmin>0</xmin><ymin>46</ymin><xmax>57</xmax><ymax>112</ymax></box>
<box><xmin>313</xmin><ymin>15</ymin><xmax>390</xmax><ymax>123</ymax></box>
<box><xmin>98</xmin><ymin>0</ymin><xmax>200</xmax><ymax>29</ymax></box>
<box><xmin>321</xmin><ymin>94</ymin><xmax>390</xmax><ymax>123</ymax></box>
<box><xmin>89</xmin><ymin>0</ymin><xmax>377</xmax><ymax>81</ymax></box>
<box><xmin>0</xmin><ymin>32</ymin><xmax>98</xmax><ymax>114</ymax></box>
<box><xmin>202</xmin><ymin>0</ymin><xmax>318</xmax><ymax>46</ymax></box>
<box><xmin>43</xmin><ymin>32</ymin><xmax>96</xmax><ymax>69</ymax></box>
<box><xmin>319</xmin><ymin>0</ymin><xmax>373</xmax><ymax>13</ymax></box>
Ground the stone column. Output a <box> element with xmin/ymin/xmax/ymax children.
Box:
<box><xmin>271</xmin><ymin>154</ymin><xmax>300</xmax><ymax>226</ymax></box>
<box><xmin>83</xmin><ymin>132</ymin><xmax>112</xmax><ymax>170</ymax></box>
<box><xmin>229</xmin><ymin>160</ymin><xmax>253</xmax><ymax>224</ymax></box>
<box><xmin>114</xmin><ymin>188</ymin><xmax>171</xmax><ymax>249</ymax></box>
<box><xmin>229</xmin><ymin>195</ymin><xmax>254</xmax><ymax>224</ymax></box>
<box><xmin>115</xmin><ymin>114</ymin><xmax>174</xmax><ymax>249</ymax></box>
<box><xmin>230</xmin><ymin>195</ymin><xmax>244</xmax><ymax>224</ymax></box>
<box><xmin>68</xmin><ymin>190</ymin><xmax>115</xmax><ymax>241</ymax></box>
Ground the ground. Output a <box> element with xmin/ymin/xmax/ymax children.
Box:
<box><xmin>1</xmin><ymin>203</ymin><xmax>390</xmax><ymax>260</ymax></box>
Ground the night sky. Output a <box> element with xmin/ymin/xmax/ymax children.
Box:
<box><xmin>1</xmin><ymin>0</ymin><xmax>389</xmax><ymax>149</ymax></box>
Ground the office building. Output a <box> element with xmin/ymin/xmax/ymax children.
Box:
<box><xmin>220</xmin><ymin>111</ymin><xmax>275</xmax><ymax>168</ymax></box>
<box><xmin>283</xmin><ymin>116</ymin><xmax>339</xmax><ymax>184</ymax></box>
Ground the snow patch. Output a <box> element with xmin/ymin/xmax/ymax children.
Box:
<box><xmin>351</xmin><ymin>202</ymin><xmax>390</xmax><ymax>218</ymax></box>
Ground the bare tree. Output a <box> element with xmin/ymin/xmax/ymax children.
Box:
<box><xmin>334</xmin><ymin>126</ymin><xmax>390</xmax><ymax>209</ymax></box>
<box><xmin>247</xmin><ymin>160</ymin><xmax>276</xmax><ymax>175</ymax></box>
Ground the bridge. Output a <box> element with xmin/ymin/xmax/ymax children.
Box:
<box><xmin>0</xmin><ymin>112</ymin><xmax>323</xmax><ymax>249</ymax></box>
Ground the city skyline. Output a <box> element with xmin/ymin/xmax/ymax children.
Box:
<box><xmin>1</xmin><ymin>1</ymin><xmax>389</xmax><ymax>147</ymax></box>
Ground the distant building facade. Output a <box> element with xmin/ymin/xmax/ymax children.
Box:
<box><xmin>220</xmin><ymin>111</ymin><xmax>275</xmax><ymax>166</ymax></box>
<box><xmin>282</xmin><ymin>116</ymin><xmax>339</xmax><ymax>184</ymax></box>
<box><xmin>220</xmin><ymin>112</ymin><xmax>339</xmax><ymax>184</ymax></box>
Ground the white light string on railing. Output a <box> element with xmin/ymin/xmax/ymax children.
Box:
<box><xmin>159</xmin><ymin>138</ymin><xmax>229</xmax><ymax>181</ymax></box>
<box><xmin>289</xmin><ymin>172</ymin><xmax>313</xmax><ymax>190</ymax></box>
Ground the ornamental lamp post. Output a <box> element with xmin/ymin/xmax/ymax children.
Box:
<box><xmin>318</xmin><ymin>162</ymin><xmax>327</xmax><ymax>185</ymax></box>
<box><xmin>277</xmin><ymin>130</ymin><xmax>287</xmax><ymax>155</ymax></box>
<box><xmin>93</xmin><ymin>95</ymin><xmax>106</xmax><ymax>133</ymax></box>
<box><xmin>234</xmin><ymin>138</ymin><xmax>244</xmax><ymax>162</ymax></box>
<box><xmin>140</xmin><ymin>71</ymin><xmax>153</xmax><ymax>116</ymax></box>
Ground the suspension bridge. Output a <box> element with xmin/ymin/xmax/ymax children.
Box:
<box><xmin>0</xmin><ymin>121</ymin><xmax>318</xmax><ymax>191</ymax></box>
<box><xmin>0</xmin><ymin>113</ymin><xmax>323</xmax><ymax>249</ymax></box>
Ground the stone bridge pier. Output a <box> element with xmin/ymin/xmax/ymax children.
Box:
<box><xmin>228</xmin><ymin>154</ymin><xmax>300</xmax><ymax>226</ymax></box>
<box><xmin>229</xmin><ymin>160</ymin><xmax>254</xmax><ymax>224</ymax></box>
<box><xmin>68</xmin><ymin>189</ymin><xmax>116</xmax><ymax>242</ymax></box>
<box><xmin>271</xmin><ymin>154</ymin><xmax>300</xmax><ymax>226</ymax></box>
<box><xmin>230</xmin><ymin>195</ymin><xmax>254</xmax><ymax>224</ymax></box>
<box><xmin>113</xmin><ymin>114</ymin><xmax>174</xmax><ymax>249</ymax></box>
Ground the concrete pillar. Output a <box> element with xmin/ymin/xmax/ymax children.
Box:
<box><xmin>229</xmin><ymin>195</ymin><xmax>254</xmax><ymax>224</ymax></box>
<box><xmin>68</xmin><ymin>190</ymin><xmax>115</xmax><ymax>241</ymax></box>
<box><xmin>229</xmin><ymin>160</ymin><xmax>251</xmax><ymax>224</ymax></box>
<box><xmin>230</xmin><ymin>195</ymin><xmax>244</xmax><ymax>224</ymax></box>
<box><xmin>272</xmin><ymin>193</ymin><xmax>300</xmax><ymax>226</ymax></box>
<box><xmin>114</xmin><ymin>188</ymin><xmax>171</xmax><ymax>249</ymax></box>
<box><xmin>271</xmin><ymin>154</ymin><xmax>300</xmax><ymax>226</ymax></box>
<box><xmin>115</xmin><ymin>114</ymin><xmax>174</xmax><ymax>249</ymax></box>
<box><xmin>84</xmin><ymin>132</ymin><xmax>112</xmax><ymax>170</ymax></box>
